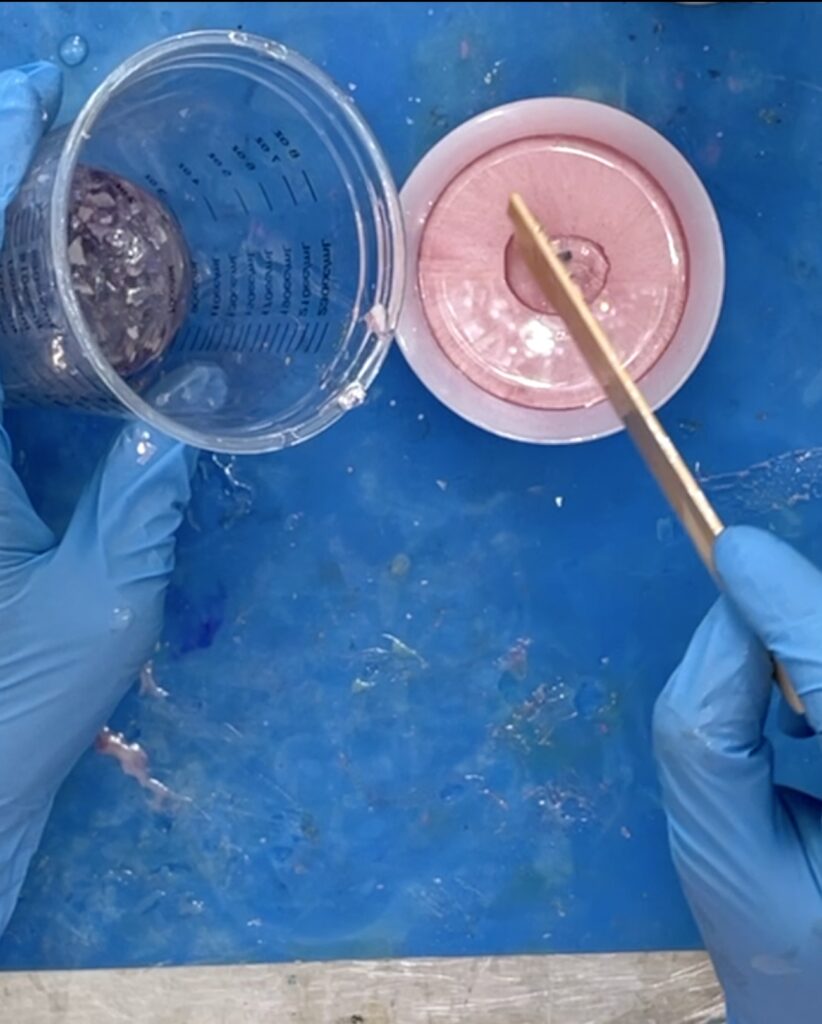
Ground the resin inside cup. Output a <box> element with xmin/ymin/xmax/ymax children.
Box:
<box><xmin>68</xmin><ymin>166</ymin><xmax>191</xmax><ymax>379</ymax></box>
<box><xmin>417</xmin><ymin>136</ymin><xmax>688</xmax><ymax>411</ymax></box>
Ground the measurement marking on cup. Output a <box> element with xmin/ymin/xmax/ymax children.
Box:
<box><xmin>233</xmin><ymin>188</ymin><xmax>249</xmax><ymax>215</ymax></box>
<box><xmin>182</xmin><ymin>325</ymin><xmax>196</xmax><ymax>351</ymax></box>
<box><xmin>313</xmin><ymin>322</ymin><xmax>329</xmax><ymax>353</ymax></box>
<box><xmin>13</xmin><ymin>208</ymin><xmax>31</xmax><ymax>245</ymax></box>
<box><xmin>295</xmin><ymin>324</ymin><xmax>309</xmax><ymax>352</ymax></box>
<box><xmin>252</xmin><ymin>323</ymin><xmax>264</xmax><ymax>352</ymax></box>
<box><xmin>282</xmin><ymin>176</ymin><xmax>298</xmax><ymax>207</ymax></box>
<box><xmin>203</xmin><ymin>196</ymin><xmax>218</xmax><ymax>222</ymax></box>
<box><xmin>307</xmin><ymin>322</ymin><xmax>319</xmax><ymax>351</ymax></box>
<box><xmin>302</xmin><ymin>170</ymin><xmax>318</xmax><ymax>203</ymax></box>
<box><xmin>17</xmin><ymin>208</ymin><xmax>36</xmax><ymax>245</ymax></box>
<box><xmin>269</xmin><ymin>323</ymin><xmax>281</xmax><ymax>352</ymax></box>
<box><xmin>286</xmin><ymin>323</ymin><xmax>300</xmax><ymax>352</ymax></box>
<box><xmin>258</xmin><ymin>182</ymin><xmax>273</xmax><ymax>212</ymax></box>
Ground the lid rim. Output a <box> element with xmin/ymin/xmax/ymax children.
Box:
<box><xmin>397</xmin><ymin>97</ymin><xmax>725</xmax><ymax>445</ymax></box>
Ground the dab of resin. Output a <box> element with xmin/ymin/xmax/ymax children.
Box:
<box><xmin>68</xmin><ymin>166</ymin><xmax>191</xmax><ymax>376</ymax></box>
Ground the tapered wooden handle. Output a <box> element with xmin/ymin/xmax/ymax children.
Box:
<box><xmin>507</xmin><ymin>193</ymin><xmax>807</xmax><ymax>720</ymax></box>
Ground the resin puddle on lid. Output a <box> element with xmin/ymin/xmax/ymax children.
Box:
<box><xmin>417</xmin><ymin>136</ymin><xmax>688</xmax><ymax>411</ymax></box>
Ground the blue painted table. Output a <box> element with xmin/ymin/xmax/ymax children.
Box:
<box><xmin>1</xmin><ymin>0</ymin><xmax>821</xmax><ymax>969</ymax></box>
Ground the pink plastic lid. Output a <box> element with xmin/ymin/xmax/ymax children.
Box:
<box><xmin>397</xmin><ymin>98</ymin><xmax>724</xmax><ymax>443</ymax></box>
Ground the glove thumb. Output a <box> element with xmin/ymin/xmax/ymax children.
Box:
<box><xmin>0</xmin><ymin>62</ymin><xmax>61</xmax><ymax>218</ymax></box>
<box><xmin>57</xmin><ymin>366</ymin><xmax>231</xmax><ymax>588</ymax></box>
<box><xmin>715</xmin><ymin>525</ymin><xmax>822</xmax><ymax>732</ymax></box>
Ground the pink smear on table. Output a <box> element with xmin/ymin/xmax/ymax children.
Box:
<box><xmin>139</xmin><ymin>661</ymin><xmax>169</xmax><ymax>700</ymax></box>
<box><xmin>95</xmin><ymin>727</ymin><xmax>171</xmax><ymax>802</ymax></box>
<box><xmin>418</xmin><ymin>135</ymin><xmax>688</xmax><ymax>410</ymax></box>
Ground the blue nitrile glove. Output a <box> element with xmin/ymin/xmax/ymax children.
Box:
<box><xmin>654</xmin><ymin>525</ymin><xmax>822</xmax><ymax>1024</ymax></box>
<box><xmin>0</xmin><ymin>64</ymin><xmax>197</xmax><ymax>933</ymax></box>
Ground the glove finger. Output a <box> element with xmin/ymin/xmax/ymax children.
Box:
<box><xmin>0</xmin><ymin>452</ymin><xmax>55</xmax><ymax>566</ymax></box>
<box><xmin>16</xmin><ymin>62</ymin><xmax>62</xmax><ymax>126</ymax></box>
<box><xmin>0</xmin><ymin>62</ymin><xmax>62</xmax><ymax>223</ymax></box>
<box><xmin>654</xmin><ymin>605</ymin><xmax>822</xmax><ymax>1024</ymax></box>
<box><xmin>0</xmin><ymin>376</ymin><xmax>55</xmax><ymax>560</ymax></box>
<box><xmin>715</xmin><ymin>525</ymin><xmax>822</xmax><ymax>733</ymax></box>
<box><xmin>16</xmin><ymin>62</ymin><xmax>61</xmax><ymax>124</ymax></box>
<box><xmin>776</xmin><ymin>698</ymin><xmax>814</xmax><ymax>739</ymax></box>
<box><xmin>0</xmin><ymin>63</ymin><xmax>63</xmax><ymax>559</ymax></box>
<box><xmin>59</xmin><ymin>363</ymin><xmax>229</xmax><ymax>586</ymax></box>
<box><xmin>654</xmin><ymin>598</ymin><xmax>801</xmax><ymax>899</ymax></box>
<box><xmin>779</xmin><ymin>787</ymin><xmax>822</xmax><ymax>890</ymax></box>
<box><xmin>61</xmin><ymin>420</ymin><xmax>196</xmax><ymax>588</ymax></box>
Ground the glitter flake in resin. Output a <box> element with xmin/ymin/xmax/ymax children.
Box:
<box><xmin>418</xmin><ymin>136</ymin><xmax>689</xmax><ymax>411</ymax></box>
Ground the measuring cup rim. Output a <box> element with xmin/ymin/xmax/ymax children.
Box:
<box><xmin>48</xmin><ymin>29</ymin><xmax>405</xmax><ymax>452</ymax></box>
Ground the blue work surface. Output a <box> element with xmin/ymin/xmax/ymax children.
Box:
<box><xmin>1</xmin><ymin>0</ymin><xmax>821</xmax><ymax>969</ymax></box>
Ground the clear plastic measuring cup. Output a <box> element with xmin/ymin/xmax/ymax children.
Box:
<box><xmin>0</xmin><ymin>31</ymin><xmax>404</xmax><ymax>452</ymax></box>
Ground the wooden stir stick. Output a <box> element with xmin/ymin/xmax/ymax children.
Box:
<box><xmin>507</xmin><ymin>192</ymin><xmax>803</xmax><ymax>714</ymax></box>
